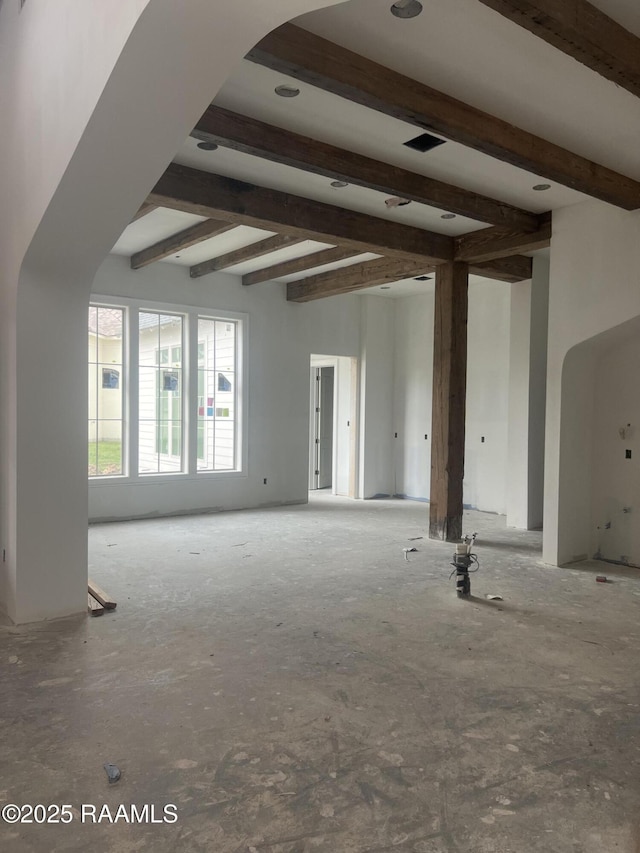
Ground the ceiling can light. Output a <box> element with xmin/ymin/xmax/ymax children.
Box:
<box><xmin>275</xmin><ymin>84</ymin><xmax>300</xmax><ymax>98</ymax></box>
<box><xmin>441</xmin><ymin>213</ymin><xmax>457</xmax><ymax>220</ymax></box>
<box><xmin>533</xmin><ymin>183</ymin><xmax>551</xmax><ymax>191</ymax></box>
<box><xmin>197</xmin><ymin>141</ymin><xmax>218</xmax><ymax>151</ymax></box>
<box><xmin>390</xmin><ymin>0</ymin><xmax>423</xmax><ymax>18</ymax></box>
<box><xmin>330</xmin><ymin>180</ymin><xmax>349</xmax><ymax>188</ymax></box>
<box><xmin>380</xmin><ymin>286</ymin><xmax>391</xmax><ymax>290</ymax></box>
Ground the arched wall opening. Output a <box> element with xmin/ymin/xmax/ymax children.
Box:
<box><xmin>556</xmin><ymin>315</ymin><xmax>640</xmax><ymax>568</ymax></box>
<box><xmin>542</xmin><ymin>201</ymin><xmax>640</xmax><ymax>568</ymax></box>
<box><xmin>1</xmin><ymin>0</ymin><xmax>345</xmax><ymax>623</ymax></box>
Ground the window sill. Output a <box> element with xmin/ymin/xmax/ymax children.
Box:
<box><xmin>89</xmin><ymin>470</ymin><xmax>246</xmax><ymax>486</ymax></box>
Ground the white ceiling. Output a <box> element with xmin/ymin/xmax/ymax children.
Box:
<box><xmin>112</xmin><ymin>208</ymin><xmax>206</xmax><ymax>255</ymax></box>
<box><xmin>210</xmin><ymin>59</ymin><xmax>590</xmax><ymax>213</ymax></box>
<box><xmin>176</xmin><ymin>136</ymin><xmax>490</xmax><ymax>234</ymax></box>
<box><xmin>111</xmin><ymin>0</ymin><xmax>640</xmax><ymax>297</ymax></box>
<box><xmin>298</xmin><ymin>0</ymin><xmax>640</xmax><ymax>180</ymax></box>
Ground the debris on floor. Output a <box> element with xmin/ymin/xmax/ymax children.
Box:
<box><xmin>486</xmin><ymin>594</ymin><xmax>503</xmax><ymax>601</ymax></box>
<box><xmin>88</xmin><ymin>579</ymin><xmax>117</xmax><ymax>611</ymax></box>
<box><xmin>402</xmin><ymin>547</ymin><xmax>418</xmax><ymax>561</ymax></box>
<box><xmin>87</xmin><ymin>594</ymin><xmax>104</xmax><ymax>617</ymax></box>
<box><xmin>408</xmin><ymin>536</ymin><xmax>423</xmax><ymax>541</ymax></box>
<box><xmin>103</xmin><ymin>763</ymin><xmax>121</xmax><ymax>784</ymax></box>
<box><xmin>596</xmin><ymin>576</ymin><xmax>608</xmax><ymax>583</ymax></box>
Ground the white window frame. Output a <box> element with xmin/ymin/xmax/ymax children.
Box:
<box><xmin>88</xmin><ymin>302</ymin><xmax>129</xmax><ymax>479</ymax></box>
<box><xmin>138</xmin><ymin>309</ymin><xmax>186</xmax><ymax>476</ymax></box>
<box><xmin>89</xmin><ymin>295</ymin><xmax>247</xmax><ymax>485</ymax></box>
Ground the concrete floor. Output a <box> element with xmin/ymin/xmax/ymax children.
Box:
<box><xmin>2</xmin><ymin>494</ymin><xmax>640</xmax><ymax>852</ymax></box>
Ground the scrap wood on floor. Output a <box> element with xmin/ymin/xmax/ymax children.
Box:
<box><xmin>88</xmin><ymin>579</ymin><xmax>117</xmax><ymax>616</ymax></box>
<box><xmin>87</xmin><ymin>594</ymin><xmax>104</xmax><ymax>617</ymax></box>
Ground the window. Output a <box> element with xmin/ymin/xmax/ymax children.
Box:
<box><xmin>197</xmin><ymin>318</ymin><xmax>238</xmax><ymax>471</ymax></box>
<box><xmin>138</xmin><ymin>312</ymin><xmax>184</xmax><ymax>474</ymax></box>
<box><xmin>88</xmin><ymin>306</ymin><xmax>125</xmax><ymax>477</ymax></box>
<box><xmin>88</xmin><ymin>301</ymin><xmax>242</xmax><ymax>479</ymax></box>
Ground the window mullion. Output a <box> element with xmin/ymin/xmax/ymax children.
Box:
<box><xmin>128</xmin><ymin>306</ymin><xmax>140</xmax><ymax>479</ymax></box>
<box><xmin>187</xmin><ymin>312</ymin><xmax>198</xmax><ymax>475</ymax></box>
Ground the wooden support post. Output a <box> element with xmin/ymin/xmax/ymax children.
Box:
<box><xmin>429</xmin><ymin>261</ymin><xmax>469</xmax><ymax>542</ymax></box>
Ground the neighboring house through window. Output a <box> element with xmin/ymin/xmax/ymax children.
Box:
<box><xmin>88</xmin><ymin>301</ymin><xmax>241</xmax><ymax>479</ymax></box>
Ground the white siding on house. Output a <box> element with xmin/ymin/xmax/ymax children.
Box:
<box><xmin>138</xmin><ymin>315</ymin><xmax>183</xmax><ymax>474</ymax></box>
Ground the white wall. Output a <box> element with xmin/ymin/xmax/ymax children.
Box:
<box><xmin>464</xmin><ymin>281</ymin><xmax>511</xmax><ymax>514</ymax></box>
<box><xmin>544</xmin><ymin>201</ymin><xmax>640</xmax><ymax>566</ymax></box>
<box><xmin>591</xmin><ymin>325</ymin><xmax>640</xmax><ymax>566</ymax></box>
<box><xmin>359</xmin><ymin>296</ymin><xmax>395</xmax><ymax>498</ymax></box>
<box><xmin>335</xmin><ymin>357</ymin><xmax>356</xmax><ymax>496</ymax></box>
<box><xmin>392</xmin><ymin>280</ymin><xmax>511</xmax><ymax>514</ymax></box>
<box><xmin>506</xmin><ymin>256</ymin><xmax>549</xmax><ymax>530</ymax></box>
<box><xmin>393</xmin><ymin>291</ymin><xmax>434</xmax><ymax>501</ymax></box>
<box><xmin>89</xmin><ymin>255</ymin><xmax>361</xmax><ymax>521</ymax></box>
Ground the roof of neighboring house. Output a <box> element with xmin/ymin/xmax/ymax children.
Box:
<box><xmin>89</xmin><ymin>306</ymin><xmax>182</xmax><ymax>337</ymax></box>
<box><xmin>88</xmin><ymin>306</ymin><xmax>123</xmax><ymax>338</ymax></box>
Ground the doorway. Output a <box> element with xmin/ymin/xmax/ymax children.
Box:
<box><xmin>310</xmin><ymin>365</ymin><xmax>335</xmax><ymax>490</ymax></box>
<box><xmin>309</xmin><ymin>355</ymin><xmax>358</xmax><ymax>496</ymax></box>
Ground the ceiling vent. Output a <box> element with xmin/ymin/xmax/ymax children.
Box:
<box><xmin>404</xmin><ymin>133</ymin><xmax>445</xmax><ymax>153</ymax></box>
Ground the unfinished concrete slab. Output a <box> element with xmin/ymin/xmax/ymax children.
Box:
<box><xmin>1</xmin><ymin>495</ymin><xmax>639</xmax><ymax>852</ymax></box>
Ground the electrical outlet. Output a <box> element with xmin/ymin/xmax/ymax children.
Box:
<box><xmin>481</xmin><ymin>436</ymin><xmax>485</xmax><ymax>443</ymax></box>
<box><xmin>263</xmin><ymin>478</ymin><xmax>267</xmax><ymax>485</ymax></box>
<box><xmin>626</xmin><ymin>449</ymin><xmax>632</xmax><ymax>459</ymax></box>
<box><xmin>424</xmin><ymin>434</ymin><xmax>428</xmax><ymax>440</ymax></box>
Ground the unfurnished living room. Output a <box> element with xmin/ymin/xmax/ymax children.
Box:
<box><xmin>2</xmin><ymin>0</ymin><xmax>640</xmax><ymax>851</ymax></box>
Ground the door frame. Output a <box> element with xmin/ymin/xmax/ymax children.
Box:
<box><xmin>309</xmin><ymin>355</ymin><xmax>358</xmax><ymax>497</ymax></box>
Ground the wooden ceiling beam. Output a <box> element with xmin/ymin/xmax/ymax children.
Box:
<box><xmin>247</xmin><ymin>23</ymin><xmax>640</xmax><ymax>210</ymax></box>
<box><xmin>130</xmin><ymin>218</ymin><xmax>236</xmax><ymax>269</ymax></box>
<box><xmin>285</xmin><ymin>251</ymin><xmax>532</xmax><ymax>300</ymax></box>
<box><xmin>193</xmin><ymin>105</ymin><xmax>540</xmax><ymax>232</ymax></box>
<box><xmin>190</xmin><ymin>234</ymin><xmax>307</xmax><ymax>278</ymax></box>
<box><xmin>148</xmin><ymin>164</ymin><xmax>454</xmax><ymax>264</ymax></box>
<box><xmin>455</xmin><ymin>217</ymin><xmax>551</xmax><ymax>263</ymax></box>
<box><xmin>470</xmin><ymin>255</ymin><xmax>533</xmax><ymax>282</ymax></box>
<box><xmin>243</xmin><ymin>247</ymin><xmax>362</xmax><ymax>285</ymax></box>
<box><xmin>476</xmin><ymin>0</ymin><xmax>640</xmax><ymax>100</ymax></box>
<box><xmin>287</xmin><ymin>257</ymin><xmax>433</xmax><ymax>302</ymax></box>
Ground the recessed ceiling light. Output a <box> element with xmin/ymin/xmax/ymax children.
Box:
<box><xmin>533</xmin><ymin>183</ymin><xmax>551</xmax><ymax>191</ymax></box>
<box><xmin>414</xmin><ymin>275</ymin><xmax>433</xmax><ymax>281</ymax></box>
<box><xmin>441</xmin><ymin>213</ymin><xmax>457</xmax><ymax>220</ymax></box>
<box><xmin>380</xmin><ymin>286</ymin><xmax>391</xmax><ymax>290</ymax></box>
<box><xmin>390</xmin><ymin>0</ymin><xmax>423</xmax><ymax>19</ymax></box>
<box><xmin>330</xmin><ymin>180</ymin><xmax>348</xmax><ymax>188</ymax></box>
<box><xmin>385</xmin><ymin>196</ymin><xmax>411</xmax><ymax>208</ymax></box>
<box><xmin>197</xmin><ymin>141</ymin><xmax>218</xmax><ymax>151</ymax></box>
<box><xmin>275</xmin><ymin>84</ymin><xmax>300</xmax><ymax>98</ymax></box>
